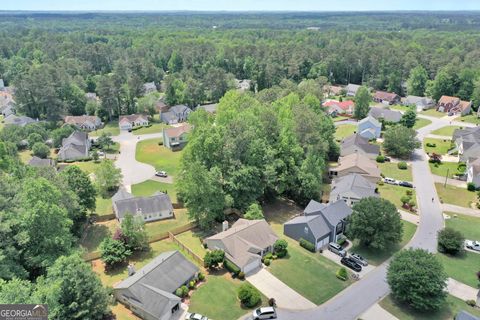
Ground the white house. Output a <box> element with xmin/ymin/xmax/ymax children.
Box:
<box><xmin>118</xmin><ymin>114</ymin><xmax>149</xmax><ymax>131</ymax></box>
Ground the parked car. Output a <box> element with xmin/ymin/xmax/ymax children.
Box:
<box><xmin>252</xmin><ymin>307</ymin><xmax>277</xmax><ymax>320</ymax></box>
<box><xmin>185</xmin><ymin>313</ymin><xmax>209</xmax><ymax>320</ymax></box>
<box><xmin>383</xmin><ymin>177</ymin><xmax>398</xmax><ymax>185</ymax></box>
<box><xmin>398</xmin><ymin>181</ymin><xmax>413</xmax><ymax>188</ymax></box>
<box><xmin>349</xmin><ymin>252</ymin><xmax>368</xmax><ymax>266</ymax></box>
<box><xmin>341</xmin><ymin>257</ymin><xmax>362</xmax><ymax>272</ymax></box>
<box><xmin>155</xmin><ymin>171</ymin><xmax>168</xmax><ymax>177</ymax></box>
<box><xmin>328</xmin><ymin>242</ymin><xmax>346</xmax><ymax>257</ymax></box>
<box><xmin>465</xmin><ymin>240</ymin><xmax>480</xmax><ymax>252</ymax></box>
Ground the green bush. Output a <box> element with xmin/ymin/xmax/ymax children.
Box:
<box><xmin>224</xmin><ymin>259</ymin><xmax>241</xmax><ymax>275</ymax></box>
<box><xmin>376</xmin><ymin>155</ymin><xmax>385</xmax><ymax>163</ymax></box>
<box><xmin>467</xmin><ymin>182</ymin><xmax>476</xmax><ymax>192</ymax></box>
<box><xmin>336</xmin><ymin>267</ymin><xmax>348</xmax><ymax>281</ymax></box>
<box><xmin>264</xmin><ymin>258</ymin><xmax>271</xmax><ymax>266</ymax></box>
<box><xmin>189</xmin><ymin>280</ymin><xmax>196</xmax><ymax>289</ymax></box>
<box><xmin>181</xmin><ymin>285</ymin><xmax>189</xmax><ymax>297</ymax></box>
<box><xmin>438</xmin><ymin>227</ymin><xmax>464</xmax><ymax>255</ymax></box>
<box><xmin>336</xmin><ymin>235</ymin><xmax>347</xmax><ymax>246</ymax></box>
<box><xmin>406</xmin><ymin>189</ymin><xmax>413</xmax><ymax>196</ymax></box>
<box><xmin>299</xmin><ymin>238</ymin><xmax>316</xmax><ymax>252</ymax></box>
<box><xmin>466</xmin><ymin>300</ymin><xmax>477</xmax><ymax>307</ymax></box>
<box><xmin>273</xmin><ymin>239</ymin><xmax>288</xmax><ymax>258</ymax></box>
<box><xmin>264</xmin><ymin>252</ymin><xmax>273</xmax><ymax>260</ymax></box>
<box><xmin>426</xmin><ymin>142</ymin><xmax>437</xmax><ymax>147</ymax></box>
<box><xmin>175</xmin><ymin>288</ymin><xmax>184</xmax><ymax>297</ymax></box>
<box><xmin>238</xmin><ymin>283</ymin><xmax>261</xmax><ymax>308</ymax></box>
<box><xmin>397</xmin><ymin>161</ymin><xmax>408</xmax><ymax>170</ymax></box>
<box><xmin>198</xmin><ymin>272</ymin><xmax>205</xmax><ymax>281</ymax></box>
<box><xmin>204</xmin><ymin>249</ymin><xmax>225</xmax><ymax>269</ymax></box>
<box><xmin>238</xmin><ymin>272</ymin><xmax>245</xmax><ymax>280</ymax></box>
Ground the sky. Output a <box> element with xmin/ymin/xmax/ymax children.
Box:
<box><xmin>2</xmin><ymin>0</ymin><xmax>480</xmax><ymax>12</ymax></box>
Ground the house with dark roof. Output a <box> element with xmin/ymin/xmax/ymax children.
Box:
<box><xmin>340</xmin><ymin>134</ymin><xmax>380</xmax><ymax>159</ymax></box>
<box><xmin>160</xmin><ymin>105</ymin><xmax>192</xmax><ymax>125</ymax></box>
<box><xmin>373</xmin><ymin>91</ymin><xmax>401</xmax><ymax>105</ymax></box>
<box><xmin>205</xmin><ymin>219</ymin><xmax>278</xmax><ymax>274</ymax></box>
<box><xmin>455</xmin><ymin>311</ymin><xmax>480</xmax><ymax>320</ymax></box>
<box><xmin>28</xmin><ymin>156</ymin><xmax>56</xmax><ymax>169</ymax></box>
<box><xmin>114</xmin><ymin>250</ymin><xmax>198</xmax><ymax>320</ymax></box>
<box><xmin>57</xmin><ymin>131</ymin><xmax>91</xmax><ymax>161</ymax></box>
<box><xmin>368</xmin><ymin>106</ymin><xmax>402</xmax><ymax>123</ymax></box>
<box><xmin>112</xmin><ymin>188</ymin><xmax>174</xmax><ymax>223</ymax></box>
<box><xmin>346</xmin><ymin>84</ymin><xmax>361</xmax><ymax>97</ymax></box>
<box><xmin>437</xmin><ymin>95</ymin><xmax>472</xmax><ymax>116</ymax></box>
<box><xmin>329</xmin><ymin>173</ymin><xmax>378</xmax><ymax>206</ymax></box>
<box><xmin>0</xmin><ymin>103</ymin><xmax>14</xmax><ymax>117</ymax></box>
<box><xmin>329</xmin><ymin>152</ymin><xmax>381</xmax><ymax>183</ymax></box>
<box><xmin>403</xmin><ymin>95</ymin><xmax>435</xmax><ymax>111</ymax></box>
<box><xmin>453</xmin><ymin>127</ymin><xmax>480</xmax><ymax>162</ymax></box>
<box><xmin>64</xmin><ymin>115</ymin><xmax>102</xmax><ymax>131</ymax></box>
<box><xmin>119</xmin><ymin>114</ymin><xmax>149</xmax><ymax>131</ymax></box>
<box><xmin>284</xmin><ymin>200</ymin><xmax>353</xmax><ymax>250</ymax></box>
<box><xmin>358</xmin><ymin>116</ymin><xmax>382</xmax><ymax>140</ymax></box>
<box><xmin>162</xmin><ymin>124</ymin><xmax>192</xmax><ymax>150</ymax></box>
<box><xmin>143</xmin><ymin>82</ymin><xmax>157</xmax><ymax>94</ymax></box>
<box><xmin>3</xmin><ymin>114</ymin><xmax>36</xmax><ymax>127</ymax></box>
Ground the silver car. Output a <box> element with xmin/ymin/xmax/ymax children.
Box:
<box><xmin>253</xmin><ymin>307</ymin><xmax>277</xmax><ymax>319</ymax></box>
<box><xmin>465</xmin><ymin>240</ymin><xmax>480</xmax><ymax>252</ymax></box>
<box><xmin>328</xmin><ymin>242</ymin><xmax>346</xmax><ymax>257</ymax></box>
<box><xmin>349</xmin><ymin>252</ymin><xmax>368</xmax><ymax>266</ymax></box>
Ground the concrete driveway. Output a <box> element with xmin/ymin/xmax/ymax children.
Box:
<box><xmin>246</xmin><ymin>268</ymin><xmax>316</xmax><ymax>310</ymax></box>
<box><xmin>320</xmin><ymin>250</ymin><xmax>376</xmax><ymax>279</ymax></box>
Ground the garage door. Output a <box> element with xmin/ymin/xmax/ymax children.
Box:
<box><xmin>316</xmin><ymin>237</ymin><xmax>329</xmax><ymax>250</ymax></box>
<box><xmin>243</xmin><ymin>259</ymin><xmax>261</xmax><ymax>275</ymax></box>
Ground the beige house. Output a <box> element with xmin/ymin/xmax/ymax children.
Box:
<box><xmin>329</xmin><ymin>153</ymin><xmax>381</xmax><ymax>183</ymax></box>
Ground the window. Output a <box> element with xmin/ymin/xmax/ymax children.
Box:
<box><xmin>304</xmin><ymin>226</ymin><xmax>309</xmax><ymax>234</ymax></box>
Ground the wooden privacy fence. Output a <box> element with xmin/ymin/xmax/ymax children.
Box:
<box><xmin>169</xmin><ymin>230</ymin><xmax>204</xmax><ymax>266</ymax></box>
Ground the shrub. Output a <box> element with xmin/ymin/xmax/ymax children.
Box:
<box><xmin>336</xmin><ymin>267</ymin><xmax>348</xmax><ymax>281</ymax></box>
<box><xmin>376</xmin><ymin>155</ymin><xmax>385</xmax><ymax>163</ymax></box>
<box><xmin>378</xmin><ymin>180</ymin><xmax>384</xmax><ymax>186</ymax></box>
<box><xmin>426</xmin><ymin>142</ymin><xmax>437</xmax><ymax>147</ymax></box>
<box><xmin>158</xmin><ymin>140</ymin><xmax>164</xmax><ymax>146</ymax></box>
<box><xmin>203</xmin><ymin>250</ymin><xmax>225</xmax><ymax>269</ymax></box>
<box><xmin>238</xmin><ymin>272</ymin><xmax>245</xmax><ymax>280</ymax></box>
<box><xmin>437</xmin><ymin>228</ymin><xmax>465</xmax><ymax>255</ymax></box>
<box><xmin>189</xmin><ymin>280</ymin><xmax>196</xmax><ymax>289</ymax></box>
<box><xmin>264</xmin><ymin>252</ymin><xmax>273</xmax><ymax>260</ymax></box>
<box><xmin>198</xmin><ymin>272</ymin><xmax>205</xmax><ymax>281</ymax></box>
<box><xmin>224</xmin><ymin>259</ymin><xmax>241</xmax><ymax>275</ymax></box>
<box><xmin>400</xmin><ymin>195</ymin><xmax>411</xmax><ymax>205</ymax></box>
<box><xmin>237</xmin><ymin>283</ymin><xmax>261</xmax><ymax>308</ymax></box>
<box><xmin>268</xmin><ymin>298</ymin><xmax>276</xmax><ymax>307</ymax></box>
<box><xmin>273</xmin><ymin>239</ymin><xmax>288</xmax><ymax>258</ymax></box>
<box><xmin>406</xmin><ymin>189</ymin><xmax>413</xmax><ymax>196</ymax></box>
<box><xmin>264</xmin><ymin>259</ymin><xmax>271</xmax><ymax>266</ymax></box>
<box><xmin>175</xmin><ymin>288</ymin><xmax>184</xmax><ymax>297</ymax></box>
<box><xmin>466</xmin><ymin>300</ymin><xmax>477</xmax><ymax>307</ymax></box>
<box><xmin>467</xmin><ymin>182</ymin><xmax>476</xmax><ymax>192</ymax></box>
<box><xmin>272</xmin><ymin>255</ymin><xmax>278</xmax><ymax>260</ymax></box>
<box><xmin>181</xmin><ymin>285</ymin><xmax>189</xmax><ymax>297</ymax></box>
<box><xmin>32</xmin><ymin>142</ymin><xmax>50</xmax><ymax>158</ymax></box>
<box><xmin>299</xmin><ymin>238</ymin><xmax>316</xmax><ymax>252</ymax></box>
<box><xmin>397</xmin><ymin>162</ymin><xmax>408</xmax><ymax>170</ymax></box>
<box><xmin>337</xmin><ymin>235</ymin><xmax>347</xmax><ymax>246</ymax></box>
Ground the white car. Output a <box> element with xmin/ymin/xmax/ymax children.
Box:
<box><xmin>185</xmin><ymin>313</ymin><xmax>208</xmax><ymax>320</ymax></box>
<box><xmin>383</xmin><ymin>177</ymin><xmax>398</xmax><ymax>185</ymax></box>
<box><xmin>465</xmin><ymin>240</ymin><xmax>480</xmax><ymax>252</ymax></box>
<box><xmin>252</xmin><ymin>307</ymin><xmax>277</xmax><ymax>319</ymax></box>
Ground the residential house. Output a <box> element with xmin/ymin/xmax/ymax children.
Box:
<box><xmin>205</xmin><ymin>219</ymin><xmax>278</xmax><ymax>274</ymax></box>
<box><xmin>3</xmin><ymin>114</ymin><xmax>36</xmax><ymax>127</ymax></box>
<box><xmin>235</xmin><ymin>79</ymin><xmax>252</xmax><ymax>91</ymax></box>
<box><xmin>28</xmin><ymin>156</ymin><xmax>56</xmax><ymax>169</ymax></box>
<box><xmin>323</xmin><ymin>85</ymin><xmax>343</xmax><ymax>97</ymax></box>
<box><xmin>197</xmin><ymin>103</ymin><xmax>218</xmax><ymax>114</ymax></box>
<box><xmin>160</xmin><ymin>105</ymin><xmax>192</xmax><ymax>125</ymax></box>
<box><xmin>57</xmin><ymin>131</ymin><xmax>91</xmax><ymax>161</ymax></box>
<box><xmin>357</xmin><ymin>115</ymin><xmax>382</xmax><ymax>140</ymax></box>
<box><xmin>323</xmin><ymin>100</ymin><xmax>355</xmax><ymax>116</ymax></box>
<box><xmin>403</xmin><ymin>95</ymin><xmax>435</xmax><ymax>111</ymax></box>
<box><xmin>119</xmin><ymin>114</ymin><xmax>149</xmax><ymax>131</ymax></box>
<box><xmin>329</xmin><ymin>173</ymin><xmax>378</xmax><ymax>206</ymax></box>
<box><xmin>284</xmin><ymin>200</ymin><xmax>353</xmax><ymax>250</ymax></box>
<box><xmin>467</xmin><ymin>158</ymin><xmax>480</xmax><ymax>187</ymax></box>
<box><xmin>114</xmin><ymin>250</ymin><xmax>198</xmax><ymax>320</ymax></box>
<box><xmin>143</xmin><ymin>82</ymin><xmax>157</xmax><ymax>94</ymax></box>
<box><xmin>0</xmin><ymin>91</ymin><xmax>14</xmax><ymax>109</ymax></box>
<box><xmin>112</xmin><ymin>188</ymin><xmax>174</xmax><ymax>223</ymax></box>
<box><xmin>373</xmin><ymin>91</ymin><xmax>401</xmax><ymax>105</ymax></box>
<box><xmin>437</xmin><ymin>96</ymin><xmax>472</xmax><ymax>116</ymax></box>
<box><xmin>155</xmin><ymin>99</ymin><xmax>168</xmax><ymax>113</ymax></box>
<box><xmin>340</xmin><ymin>134</ymin><xmax>380</xmax><ymax>159</ymax></box>
<box><xmin>455</xmin><ymin>311</ymin><xmax>480</xmax><ymax>320</ymax></box>
<box><xmin>64</xmin><ymin>115</ymin><xmax>102</xmax><ymax>131</ymax></box>
<box><xmin>346</xmin><ymin>83</ymin><xmax>361</xmax><ymax>97</ymax></box>
<box><xmin>162</xmin><ymin>124</ymin><xmax>192</xmax><ymax>150</ymax></box>
<box><xmin>453</xmin><ymin>127</ymin><xmax>480</xmax><ymax>162</ymax></box>
<box><xmin>368</xmin><ymin>106</ymin><xmax>402</xmax><ymax>123</ymax></box>
<box><xmin>0</xmin><ymin>103</ymin><xmax>15</xmax><ymax>117</ymax></box>
<box><xmin>329</xmin><ymin>152</ymin><xmax>381</xmax><ymax>183</ymax></box>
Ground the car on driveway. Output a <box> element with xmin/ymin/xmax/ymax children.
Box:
<box><xmin>383</xmin><ymin>177</ymin><xmax>398</xmax><ymax>185</ymax></box>
<box><xmin>341</xmin><ymin>257</ymin><xmax>362</xmax><ymax>272</ymax></box>
<box><xmin>328</xmin><ymin>242</ymin><xmax>346</xmax><ymax>257</ymax></box>
<box><xmin>398</xmin><ymin>181</ymin><xmax>414</xmax><ymax>188</ymax></box>
<box><xmin>185</xmin><ymin>313</ymin><xmax>209</xmax><ymax>320</ymax></box>
<box><xmin>253</xmin><ymin>307</ymin><xmax>277</xmax><ymax>319</ymax></box>
<box><xmin>155</xmin><ymin>171</ymin><xmax>168</xmax><ymax>177</ymax></box>
<box><xmin>349</xmin><ymin>252</ymin><xmax>368</xmax><ymax>266</ymax></box>
<box><xmin>465</xmin><ymin>240</ymin><xmax>480</xmax><ymax>252</ymax></box>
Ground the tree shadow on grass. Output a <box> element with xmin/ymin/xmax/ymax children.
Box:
<box><xmin>81</xmin><ymin>224</ymin><xmax>110</xmax><ymax>252</ymax></box>
<box><xmin>262</xmin><ymin>198</ymin><xmax>303</xmax><ymax>225</ymax></box>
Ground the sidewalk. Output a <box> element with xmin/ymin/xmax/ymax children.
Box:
<box><xmin>361</xmin><ymin>303</ymin><xmax>399</xmax><ymax>320</ymax></box>
<box><xmin>442</xmin><ymin>203</ymin><xmax>480</xmax><ymax>218</ymax></box>
<box><xmin>432</xmin><ymin>175</ymin><xmax>467</xmax><ymax>188</ymax></box>
<box><xmin>447</xmin><ymin>278</ymin><xmax>479</xmax><ymax>301</ymax></box>
<box><xmin>399</xmin><ymin>210</ymin><xmax>420</xmax><ymax>224</ymax></box>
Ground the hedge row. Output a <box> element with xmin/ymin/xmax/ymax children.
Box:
<box><xmin>299</xmin><ymin>238</ymin><xmax>316</xmax><ymax>252</ymax></box>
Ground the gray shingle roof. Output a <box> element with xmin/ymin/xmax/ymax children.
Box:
<box><xmin>359</xmin><ymin>115</ymin><xmax>381</xmax><ymax>128</ymax></box>
<box><xmin>330</xmin><ymin>173</ymin><xmax>378</xmax><ymax>201</ymax></box>
<box><xmin>404</xmin><ymin>95</ymin><xmax>434</xmax><ymax>107</ymax></box>
<box><xmin>28</xmin><ymin>156</ymin><xmax>55</xmax><ymax>168</ymax></box>
<box><xmin>3</xmin><ymin>114</ymin><xmax>35</xmax><ymax>127</ymax></box>
<box><xmin>113</xmin><ymin>191</ymin><xmax>173</xmax><ymax>220</ymax></box>
<box><xmin>455</xmin><ymin>311</ymin><xmax>480</xmax><ymax>320</ymax></box>
<box><xmin>368</xmin><ymin>106</ymin><xmax>402</xmax><ymax>123</ymax></box>
<box><xmin>340</xmin><ymin>134</ymin><xmax>380</xmax><ymax>158</ymax></box>
<box><xmin>314</xmin><ymin>199</ymin><xmax>353</xmax><ymax>227</ymax></box>
<box><xmin>197</xmin><ymin>103</ymin><xmax>217</xmax><ymax>113</ymax></box>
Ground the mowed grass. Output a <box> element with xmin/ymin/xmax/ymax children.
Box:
<box><xmin>413</xmin><ymin>118</ymin><xmax>432</xmax><ymax>130</ymax></box>
<box><xmin>67</xmin><ymin>160</ymin><xmax>105</xmax><ymax>175</ymax></box>
<box><xmin>175</xmin><ymin>229</ymin><xmax>207</xmax><ymax>258</ymax></box>
<box><xmin>136</xmin><ymin>138</ymin><xmax>183</xmax><ymax>178</ymax></box>
<box><xmin>423</xmin><ymin>138</ymin><xmax>453</xmax><ymax>155</ymax></box>
<box><xmin>334</xmin><ymin>124</ymin><xmax>357</xmax><ymax>141</ymax></box>
<box><xmin>132</xmin><ymin>179</ymin><xmax>177</xmax><ymax>202</ymax></box>
<box><xmin>390</xmin><ymin>104</ymin><xmax>412</xmax><ymax>112</ymax></box>
<box><xmin>89</xmin><ymin>121</ymin><xmax>120</xmax><ymax>137</ymax></box>
<box><xmin>431</xmin><ymin>126</ymin><xmax>462</xmax><ymax>136</ymax></box>
<box><xmin>378</xmin><ymin>162</ymin><xmax>412</xmax><ymax>181</ymax></box>
<box><xmin>144</xmin><ymin>208</ymin><xmax>190</xmax><ymax>238</ymax></box>
<box><xmin>437</xmin><ymin>251</ymin><xmax>480</xmax><ymax>287</ymax></box>
<box><xmin>419</xmin><ymin>109</ymin><xmax>445</xmax><ymax>118</ymax></box>
<box><xmin>95</xmin><ymin>196</ymin><xmax>114</xmax><ymax>216</ymax></box>
<box><xmin>189</xmin><ymin>273</ymin><xmax>268</xmax><ymax>320</ymax></box>
<box><xmin>380</xmin><ymin>294</ymin><xmax>480</xmax><ymax>320</ymax></box>
<box><xmin>80</xmin><ymin>220</ymin><xmax>118</xmax><ymax>253</ymax></box>
<box><xmin>132</xmin><ymin>123</ymin><xmax>169</xmax><ymax>135</ymax></box>
<box><xmin>458</xmin><ymin>113</ymin><xmax>480</xmax><ymax>125</ymax></box>
<box><xmin>378</xmin><ymin>184</ymin><xmax>417</xmax><ymax>211</ymax></box>
<box><xmin>445</xmin><ymin>212</ymin><xmax>480</xmax><ymax>240</ymax></box>
<box><xmin>435</xmin><ymin>183</ymin><xmax>476</xmax><ymax>208</ymax></box>
<box><xmin>429</xmin><ymin>161</ymin><xmax>463</xmax><ymax>178</ymax></box>
<box><xmin>349</xmin><ymin>221</ymin><xmax>417</xmax><ymax>266</ymax></box>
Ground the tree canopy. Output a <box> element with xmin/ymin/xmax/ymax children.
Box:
<box><xmin>383</xmin><ymin>125</ymin><xmax>421</xmax><ymax>159</ymax></box>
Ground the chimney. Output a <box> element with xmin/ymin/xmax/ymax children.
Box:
<box><xmin>127</xmin><ymin>264</ymin><xmax>136</xmax><ymax>276</ymax></box>
<box><xmin>222</xmin><ymin>220</ymin><xmax>229</xmax><ymax>232</ymax></box>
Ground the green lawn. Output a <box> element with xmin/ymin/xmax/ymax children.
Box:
<box><xmin>413</xmin><ymin>118</ymin><xmax>432</xmax><ymax>130</ymax></box>
<box><xmin>80</xmin><ymin>220</ymin><xmax>118</xmax><ymax>253</ymax></box>
<box><xmin>175</xmin><ymin>230</ymin><xmax>207</xmax><ymax>258</ymax></box>
<box><xmin>349</xmin><ymin>221</ymin><xmax>417</xmax><ymax>266</ymax></box>
<box><xmin>131</xmin><ymin>179</ymin><xmax>177</xmax><ymax>202</ymax></box>
<box><xmin>457</xmin><ymin>113</ymin><xmax>480</xmax><ymax>125</ymax></box>
<box><xmin>132</xmin><ymin>123</ymin><xmax>170</xmax><ymax>135</ymax></box>
<box><xmin>435</xmin><ymin>183</ymin><xmax>476</xmax><ymax>208</ymax></box>
<box><xmin>431</xmin><ymin>126</ymin><xmax>462</xmax><ymax>137</ymax></box>
<box><xmin>419</xmin><ymin>109</ymin><xmax>445</xmax><ymax>118</ymax></box>
<box><xmin>423</xmin><ymin>138</ymin><xmax>453</xmax><ymax>155</ymax></box>
<box><xmin>378</xmin><ymin>162</ymin><xmax>412</xmax><ymax>181</ymax></box>
<box><xmin>95</xmin><ymin>196</ymin><xmax>113</xmax><ymax>216</ymax></box>
<box><xmin>189</xmin><ymin>273</ymin><xmax>268</xmax><ymax>320</ymax></box>
<box><xmin>378</xmin><ymin>184</ymin><xmax>417</xmax><ymax>211</ymax></box>
<box><xmin>429</xmin><ymin>162</ymin><xmax>464</xmax><ymax>178</ymax></box>
<box><xmin>67</xmin><ymin>160</ymin><xmax>106</xmax><ymax>175</ymax></box>
<box><xmin>89</xmin><ymin>121</ymin><xmax>120</xmax><ymax>137</ymax></box>
<box><xmin>136</xmin><ymin>138</ymin><xmax>183</xmax><ymax>178</ymax></box>
<box><xmin>332</xmin><ymin>115</ymin><xmax>349</xmax><ymax>122</ymax></box>
<box><xmin>335</xmin><ymin>124</ymin><xmax>357</xmax><ymax>141</ymax></box>
<box><xmin>437</xmin><ymin>251</ymin><xmax>480</xmax><ymax>287</ymax></box>
<box><xmin>390</xmin><ymin>104</ymin><xmax>412</xmax><ymax>112</ymax></box>
<box><xmin>446</xmin><ymin>212</ymin><xmax>480</xmax><ymax>240</ymax></box>
<box><xmin>380</xmin><ymin>294</ymin><xmax>480</xmax><ymax>320</ymax></box>
<box><xmin>144</xmin><ymin>208</ymin><xmax>190</xmax><ymax>238</ymax></box>
<box><xmin>0</xmin><ymin>115</ymin><xmax>4</xmax><ymax>131</ymax></box>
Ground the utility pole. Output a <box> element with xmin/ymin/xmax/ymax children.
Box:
<box><xmin>444</xmin><ymin>168</ymin><xmax>449</xmax><ymax>188</ymax></box>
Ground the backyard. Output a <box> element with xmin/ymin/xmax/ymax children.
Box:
<box><xmin>378</xmin><ymin>184</ymin><xmax>417</xmax><ymax>211</ymax></box>
<box><xmin>136</xmin><ymin>138</ymin><xmax>183</xmax><ymax>178</ymax></box>
<box><xmin>132</xmin><ymin>122</ymin><xmax>170</xmax><ymax>135</ymax></box>
<box><xmin>429</xmin><ymin>161</ymin><xmax>464</xmax><ymax>178</ymax></box>
<box><xmin>379</xmin><ymin>294</ymin><xmax>480</xmax><ymax>320</ymax></box>
<box><xmin>143</xmin><ymin>208</ymin><xmax>190</xmax><ymax>238</ymax></box>
<box><xmin>435</xmin><ymin>183</ymin><xmax>476</xmax><ymax>208</ymax></box>
<box><xmin>132</xmin><ymin>179</ymin><xmax>178</xmax><ymax>202</ymax></box>
<box><xmin>80</xmin><ymin>220</ymin><xmax>118</xmax><ymax>253</ymax></box>
<box><xmin>95</xmin><ymin>195</ymin><xmax>113</xmax><ymax>216</ymax></box>
<box><xmin>378</xmin><ymin>162</ymin><xmax>412</xmax><ymax>181</ymax></box>
<box><xmin>413</xmin><ymin>118</ymin><xmax>432</xmax><ymax>130</ymax></box>
<box><xmin>349</xmin><ymin>221</ymin><xmax>417</xmax><ymax>266</ymax></box>
<box><xmin>175</xmin><ymin>229</ymin><xmax>208</xmax><ymax>258</ymax></box>
<box><xmin>66</xmin><ymin>160</ymin><xmax>106</xmax><ymax>174</ymax></box>
<box><xmin>431</xmin><ymin>125</ymin><xmax>462</xmax><ymax>136</ymax></box>
<box><xmin>334</xmin><ymin>124</ymin><xmax>356</xmax><ymax>141</ymax></box>
<box><xmin>423</xmin><ymin>138</ymin><xmax>453</xmax><ymax>155</ymax></box>
<box><xmin>89</xmin><ymin>121</ymin><xmax>120</xmax><ymax>137</ymax></box>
